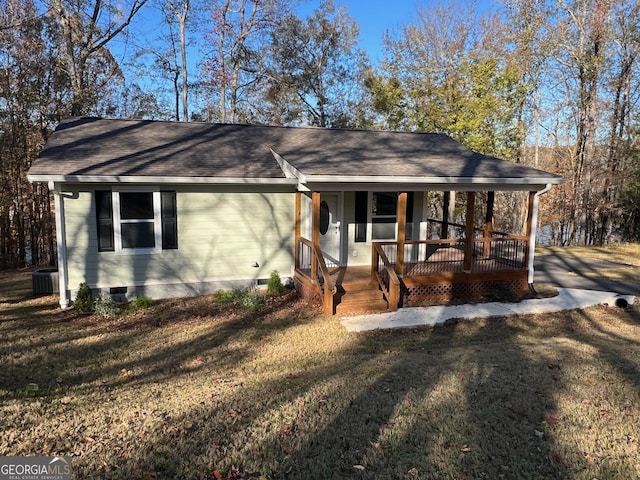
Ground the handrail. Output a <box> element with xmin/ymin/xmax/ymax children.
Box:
<box><xmin>377</xmin><ymin>235</ymin><xmax>528</xmax><ymax>246</ymax></box>
<box><xmin>376</xmin><ymin>236</ymin><xmax>529</xmax><ymax>275</ymax></box>
<box><xmin>298</xmin><ymin>237</ymin><xmax>336</xmax><ymax>314</ymax></box>
<box><xmin>312</xmin><ymin>244</ymin><xmax>336</xmax><ymax>293</ymax></box>
<box><xmin>373</xmin><ymin>243</ymin><xmax>401</xmax><ymax>311</ymax></box>
<box><xmin>425</xmin><ymin>218</ymin><xmax>512</xmax><ymax>238</ymax></box>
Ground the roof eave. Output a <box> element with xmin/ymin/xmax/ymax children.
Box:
<box><xmin>301</xmin><ymin>175</ymin><xmax>564</xmax><ymax>192</ymax></box>
<box><xmin>303</xmin><ymin>174</ymin><xmax>564</xmax><ymax>184</ymax></box>
<box><xmin>27</xmin><ymin>174</ymin><xmax>299</xmax><ymax>186</ymax></box>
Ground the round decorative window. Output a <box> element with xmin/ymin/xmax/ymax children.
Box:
<box><xmin>319</xmin><ymin>201</ymin><xmax>330</xmax><ymax>235</ymax></box>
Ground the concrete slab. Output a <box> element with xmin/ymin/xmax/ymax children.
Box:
<box><xmin>340</xmin><ymin>288</ymin><xmax>637</xmax><ymax>333</ymax></box>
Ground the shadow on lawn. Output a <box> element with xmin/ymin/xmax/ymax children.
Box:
<box><xmin>0</xmin><ymin>289</ymin><xmax>318</xmax><ymax>400</ymax></box>
<box><xmin>115</xmin><ymin>318</ymin><xmax>571</xmax><ymax>479</ymax></box>
<box><xmin>3</xmin><ymin>271</ymin><xmax>639</xmax><ymax>479</ymax></box>
<box><xmin>266</xmin><ymin>319</ymin><xmax>567</xmax><ymax>479</ymax></box>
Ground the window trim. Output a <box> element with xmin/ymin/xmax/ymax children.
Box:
<box><xmin>359</xmin><ymin>192</ymin><xmax>414</xmax><ymax>244</ymax></box>
<box><xmin>367</xmin><ymin>191</ymin><xmax>398</xmax><ymax>242</ymax></box>
<box><xmin>113</xmin><ymin>187</ymin><xmax>162</xmax><ymax>255</ymax></box>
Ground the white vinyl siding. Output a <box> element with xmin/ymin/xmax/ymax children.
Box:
<box><xmin>63</xmin><ymin>186</ymin><xmax>294</xmax><ymax>293</ymax></box>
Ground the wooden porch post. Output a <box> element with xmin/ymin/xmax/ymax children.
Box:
<box><xmin>483</xmin><ymin>191</ymin><xmax>495</xmax><ymax>257</ymax></box>
<box><xmin>396</xmin><ymin>192</ymin><xmax>407</xmax><ymax>275</ymax></box>
<box><xmin>311</xmin><ymin>192</ymin><xmax>320</xmax><ymax>280</ymax></box>
<box><xmin>294</xmin><ymin>192</ymin><xmax>301</xmax><ymax>270</ymax></box>
<box><xmin>441</xmin><ymin>191</ymin><xmax>451</xmax><ymax>239</ymax></box>
<box><xmin>524</xmin><ymin>191</ymin><xmax>536</xmax><ymax>268</ymax></box>
<box><xmin>464</xmin><ymin>192</ymin><xmax>476</xmax><ymax>272</ymax></box>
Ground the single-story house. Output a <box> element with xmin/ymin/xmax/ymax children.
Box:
<box><xmin>28</xmin><ymin>117</ymin><xmax>564</xmax><ymax>315</ymax></box>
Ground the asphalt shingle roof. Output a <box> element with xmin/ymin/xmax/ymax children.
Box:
<box><xmin>29</xmin><ymin>117</ymin><xmax>564</xmax><ymax>185</ymax></box>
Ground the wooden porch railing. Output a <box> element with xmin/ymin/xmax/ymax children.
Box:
<box><xmin>296</xmin><ymin>237</ymin><xmax>336</xmax><ymax>315</ymax></box>
<box><xmin>378</xmin><ymin>236</ymin><xmax>529</xmax><ymax>276</ymax></box>
<box><xmin>371</xmin><ymin>243</ymin><xmax>401</xmax><ymax>311</ymax></box>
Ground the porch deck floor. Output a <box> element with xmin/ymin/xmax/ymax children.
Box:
<box><xmin>404</xmin><ymin>258</ymin><xmax>523</xmax><ymax>275</ymax></box>
<box><xmin>329</xmin><ymin>266</ymin><xmax>374</xmax><ymax>287</ymax></box>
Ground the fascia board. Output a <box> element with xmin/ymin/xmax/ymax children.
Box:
<box><xmin>304</xmin><ymin>182</ymin><xmax>553</xmax><ymax>192</ymax></box>
<box><xmin>27</xmin><ymin>174</ymin><xmax>299</xmax><ymax>186</ymax></box>
<box><xmin>303</xmin><ymin>175</ymin><xmax>565</xmax><ymax>185</ymax></box>
<box><xmin>270</xmin><ymin>149</ymin><xmax>307</xmax><ymax>182</ymax></box>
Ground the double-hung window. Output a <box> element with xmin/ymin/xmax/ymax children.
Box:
<box><xmin>114</xmin><ymin>190</ymin><xmax>161</xmax><ymax>253</ymax></box>
<box><xmin>355</xmin><ymin>191</ymin><xmax>414</xmax><ymax>243</ymax></box>
<box><xmin>369</xmin><ymin>192</ymin><xmax>398</xmax><ymax>241</ymax></box>
<box><xmin>96</xmin><ymin>189</ymin><xmax>177</xmax><ymax>254</ymax></box>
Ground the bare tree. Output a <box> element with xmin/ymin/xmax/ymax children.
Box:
<box><xmin>201</xmin><ymin>0</ymin><xmax>291</xmax><ymax>123</ymax></box>
<box><xmin>46</xmin><ymin>0</ymin><xmax>149</xmax><ymax>115</ymax></box>
<box><xmin>166</xmin><ymin>0</ymin><xmax>190</xmax><ymax>120</ymax></box>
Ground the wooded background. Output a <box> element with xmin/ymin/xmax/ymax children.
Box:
<box><xmin>1</xmin><ymin>0</ymin><xmax>639</xmax><ymax>268</ymax></box>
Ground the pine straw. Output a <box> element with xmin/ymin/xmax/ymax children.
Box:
<box><xmin>1</xmin><ymin>270</ymin><xmax>639</xmax><ymax>480</ymax></box>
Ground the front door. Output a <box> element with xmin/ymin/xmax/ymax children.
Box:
<box><xmin>318</xmin><ymin>193</ymin><xmax>342</xmax><ymax>265</ymax></box>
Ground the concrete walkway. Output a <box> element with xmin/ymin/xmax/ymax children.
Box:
<box><xmin>340</xmin><ymin>288</ymin><xmax>637</xmax><ymax>332</ymax></box>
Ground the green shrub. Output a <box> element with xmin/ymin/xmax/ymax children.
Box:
<box><xmin>129</xmin><ymin>295</ymin><xmax>154</xmax><ymax>311</ymax></box>
<box><xmin>94</xmin><ymin>292</ymin><xmax>119</xmax><ymax>318</ymax></box>
<box><xmin>266</xmin><ymin>270</ymin><xmax>284</xmax><ymax>297</ymax></box>
<box><xmin>214</xmin><ymin>289</ymin><xmax>243</xmax><ymax>304</ymax></box>
<box><xmin>240</xmin><ymin>291</ymin><xmax>264</xmax><ymax>311</ymax></box>
<box><xmin>74</xmin><ymin>282</ymin><xmax>94</xmax><ymax>313</ymax></box>
<box><xmin>215</xmin><ymin>288</ymin><xmax>263</xmax><ymax>311</ymax></box>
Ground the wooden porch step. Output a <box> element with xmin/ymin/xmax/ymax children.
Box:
<box><xmin>335</xmin><ymin>284</ymin><xmax>388</xmax><ymax>315</ymax></box>
<box><xmin>340</xmin><ymin>279</ymin><xmax>380</xmax><ymax>291</ymax></box>
<box><xmin>336</xmin><ymin>299</ymin><xmax>389</xmax><ymax>315</ymax></box>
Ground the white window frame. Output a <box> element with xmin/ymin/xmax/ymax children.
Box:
<box><xmin>113</xmin><ymin>187</ymin><xmax>162</xmax><ymax>255</ymax></box>
<box><xmin>367</xmin><ymin>191</ymin><xmax>398</xmax><ymax>243</ymax></box>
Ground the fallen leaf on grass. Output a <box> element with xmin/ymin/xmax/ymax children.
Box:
<box><xmin>407</xmin><ymin>467</ymin><xmax>419</xmax><ymax>476</ymax></box>
<box><xmin>134</xmin><ymin>472</ymin><xmax>157</xmax><ymax>480</ymax></box>
<box><xmin>547</xmin><ymin>416</ymin><xmax>559</xmax><ymax>425</ymax></box>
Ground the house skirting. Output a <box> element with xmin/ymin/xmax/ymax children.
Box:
<box><xmin>71</xmin><ymin>275</ymin><xmax>293</xmax><ymax>303</ymax></box>
<box><xmin>402</xmin><ymin>270</ymin><xmax>529</xmax><ymax>307</ymax></box>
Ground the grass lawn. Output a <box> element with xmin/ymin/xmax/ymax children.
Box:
<box><xmin>1</xmin><ymin>268</ymin><xmax>640</xmax><ymax>479</ymax></box>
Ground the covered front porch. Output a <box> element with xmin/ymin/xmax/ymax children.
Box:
<box><xmin>294</xmin><ymin>189</ymin><xmax>540</xmax><ymax>315</ymax></box>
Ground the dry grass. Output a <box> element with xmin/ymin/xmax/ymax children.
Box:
<box><xmin>536</xmin><ymin>243</ymin><xmax>640</xmax><ymax>266</ymax></box>
<box><xmin>1</xmin><ymin>270</ymin><xmax>640</xmax><ymax>479</ymax></box>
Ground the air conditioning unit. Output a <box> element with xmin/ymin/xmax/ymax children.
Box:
<box><xmin>32</xmin><ymin>268</ymin><xmax>59</xmax><ymax>296</ymax></box>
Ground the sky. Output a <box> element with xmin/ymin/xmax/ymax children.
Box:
<box><xmin>296</xmin><ymin>0</ymin><xmax>421</xmax><ymax>62</ymax></box>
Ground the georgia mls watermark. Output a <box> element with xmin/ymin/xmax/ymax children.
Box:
<box><xmin>0</xmin><ymin>457</ymin><xmax>72</xmax><ymax>480</ymax></box>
